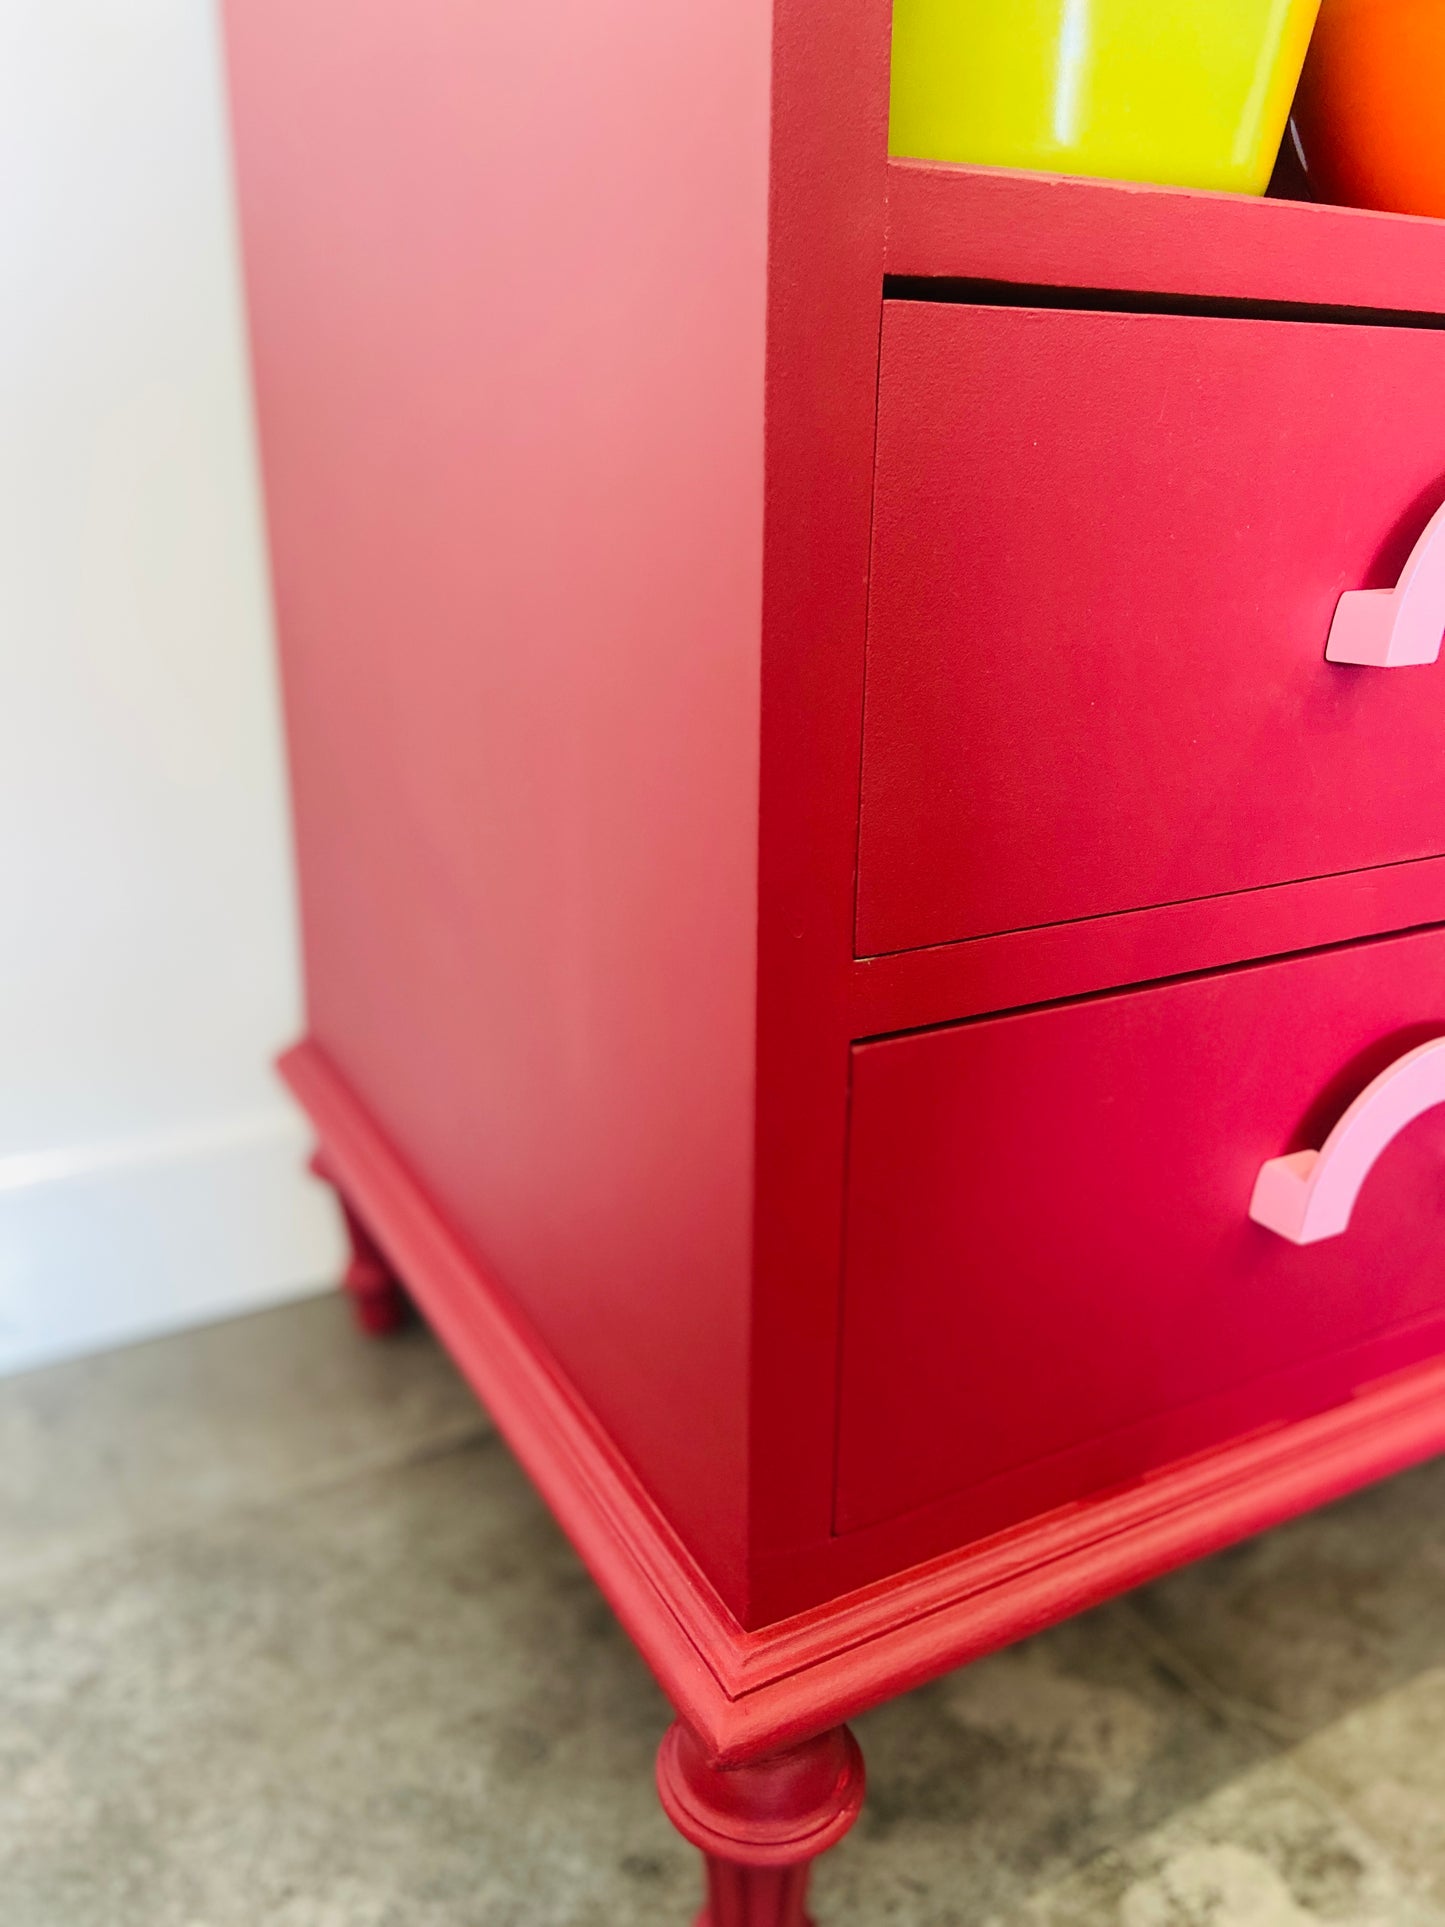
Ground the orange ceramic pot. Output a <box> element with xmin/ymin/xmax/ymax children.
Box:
<box><xmin>1294</xmin><ymin>0</ymin><xmax>1445</xmax><ymax>216</ymax></box>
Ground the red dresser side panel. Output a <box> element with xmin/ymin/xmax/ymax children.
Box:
<box><xmin>221</xmin><ymin>0</ymin><xmax>770</xmax><ymax>1604</ymax></box>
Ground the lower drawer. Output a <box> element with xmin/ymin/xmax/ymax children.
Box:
<box><xmin>836</xmin><ymin>926</ymin><xmax>1445</xmax><ymax>1536</ymax></box>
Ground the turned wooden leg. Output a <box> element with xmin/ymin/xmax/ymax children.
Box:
<box><xmin>656</xmin><ymin>1721</ymin><xmax>865</xmax><ymax>1927</ymax></box>
<box><xmin>309</xmin><ymin>1151</ymin><xmax>410</xmax><ymax>1336</ymax></box>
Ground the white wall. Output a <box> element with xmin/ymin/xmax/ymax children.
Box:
<box><xmin>0</xmin><ymin>1</ymin><xmax>343</xmax><ymax>1372</ymax></box>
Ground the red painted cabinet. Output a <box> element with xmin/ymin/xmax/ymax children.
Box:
<box><xmin>859</xmin><ymin>301</ymin><xmax>1445</xmax><ymax>957</ymax></box>
<box><xmin>222</xmin><ymin>0</ymin><xmax>1445</xmax><ymax>1914</ymax></box>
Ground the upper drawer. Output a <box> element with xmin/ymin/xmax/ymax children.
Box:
<box><xmin>857</xmin><ymin>300</ymin><xmax>1445</xmax><ymax>959</ymax></box>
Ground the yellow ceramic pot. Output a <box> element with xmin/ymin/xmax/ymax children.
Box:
<box><xmin>889</xmin><ymin>0</ymin><xmax>1322</xmax><ymax>194</ymax></box>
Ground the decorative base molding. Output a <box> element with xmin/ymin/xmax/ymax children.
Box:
<box><xmin>0</xmin><ymin>1106</ymin><xmax>341</xmax><ymax>1377</ymax></box>
<box><xmin>283</xmin><ymin>1036</ymin><xmax>1445</xmax><ymax>1765</ymax></box>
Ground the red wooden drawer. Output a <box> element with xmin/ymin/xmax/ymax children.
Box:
<box><xmin>837</xmin><ymin>926</ymin><xmax>1445</xmax><ymax>1536</ymax></box>
<box><xmin>857</xmin><ymin>301</ymin><xmax>1445</xmax><ymax>959</ymax></box>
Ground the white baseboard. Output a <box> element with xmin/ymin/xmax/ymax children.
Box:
<box><xmin>0</xmin><ymin>1107</ymin><xmax>346</xmax><ymax>1376</ymax></box>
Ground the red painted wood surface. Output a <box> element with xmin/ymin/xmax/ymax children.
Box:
<box><xmin>227</xmin><ymin>0</ymin><xmax>1445</xmax><ymax>1906</ymax></box>
<box><xmin>290</xmin><ymin>1030</ymin><xmax>1445</xmax><ymax>1765</ymax></box>
<box><xmin>885</xmin><ymin>158</ymin><xmax>1445</xmax><ymax>311</ymax></box>
<box><xmin>221</xmin><ymin>0</ymin><xmax>771</xmax><ymax>1609</ymax></box>
<box><xmin>745</xmin><ymin>0</ymin><xmax>892</xmax><ymax>1588</ymax></box>
<box><xmin>850</xmin><ymin>855</ymin><xmax>1445</xmax><ymax>1037</ymax></box>
<box><xmin>839</xmin><ymin>925</ymin><xmax>1445</xmax><ymax>1535</ymax></box>
<box><xmin>657</xmin><ymin>1721</ymin><xmax>865</xmax><ymax>1924</ymax></box>
<box><xmin>858</xmin><ymin>300</ymin><xmax>1445</xmax><ymax>958</ymax></box>
<box><xmin>225</xmin><ymin>0</ymin><xmax>1445</xmax><ymax>1684</ymax></box>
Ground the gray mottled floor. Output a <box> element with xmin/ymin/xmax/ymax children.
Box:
<box><xmin>5</xmin><ymin>1299</ymin><xmax>1445</xmax><ymax>1925</ymax></box>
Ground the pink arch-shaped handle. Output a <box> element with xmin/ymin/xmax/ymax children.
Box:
<box><xmin>1250</xmin><ymin>1036</ymin><xmax>1445</xmax><ymax>1244</ymax></box>
<box><xmin>1326</xmin><ymin>498</ymin><xmax>1445</xmax><ymax>667</ymax></box>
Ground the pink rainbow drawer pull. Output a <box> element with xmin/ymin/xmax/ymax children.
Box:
<box><xmin>1250</xmin><ymin>1036</ymin><xmax>1445</xmax><ymax>1244</ymax></box>
<box><xmin>1326</xmin><ymin>498</ymin><xmax>1445</xmax><ymax>666</ymax></box>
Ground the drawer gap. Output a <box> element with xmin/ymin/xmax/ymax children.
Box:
<box><xmin>856</xmin><ymin>912</ymin><xmax>1445</xmax><ymax>1050</ymax></box>
<box><xmin>883</xmin><ymin>274</ymin><xmax>1445</xmax><ymax>333</ymax></box>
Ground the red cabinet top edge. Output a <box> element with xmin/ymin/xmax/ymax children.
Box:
<box><xmin>886</xmin><ymin>159</ymin><xmax>1445</xmax><ymax>316</ymax></box>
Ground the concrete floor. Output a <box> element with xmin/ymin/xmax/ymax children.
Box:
<box><xmin>5</xmin><ymin>1301</ymin><xmax>1445</xmax><ymax>1925</ymax></box>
